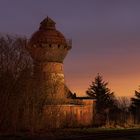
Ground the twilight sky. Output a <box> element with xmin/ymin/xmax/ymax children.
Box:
<box><xmin>0</xmin><ymin>0</ymin><xmax>140</xmax><ymax>97</ymax></box>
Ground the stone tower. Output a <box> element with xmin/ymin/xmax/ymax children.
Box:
<box><xmin>27</xmin><ymin>17</ymin><xmax>72</xmax><ymax>102</ymax></box>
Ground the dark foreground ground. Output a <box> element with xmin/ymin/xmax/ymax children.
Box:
<box><xmin>0</xmin><ymin>128</ymin><xmax>140</xmax><ymax>140</ymax></box>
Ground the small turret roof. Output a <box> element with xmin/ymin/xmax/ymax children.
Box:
<box><xmin>39</xmin><ymin>16</ymin><xmax>56</xmax><ymax>30</ymax></box>
<box><xmin>29</xmin><ymin>17</ymin><xmax>66</xmax><ymax>45</ymax></box>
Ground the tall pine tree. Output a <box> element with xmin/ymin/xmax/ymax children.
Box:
<box><xmin>86</xmin><ymin>74</ymin><xmax>115</xmax><ymax>114</ymax></box>
<box><xmin>130</xmin><ymin>87</ymin><xmax>140</xmax><ymax>123</ymax></box>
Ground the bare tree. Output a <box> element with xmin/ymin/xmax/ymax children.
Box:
<box><xmin>113</xmin><ymin>97</ymin><xmax>131</xmax><ymax>127</ymax></box>
<box><xmin>0</xmin><ymin>34</ymin><xmax>34</xmax><ymax>132</ymax></box>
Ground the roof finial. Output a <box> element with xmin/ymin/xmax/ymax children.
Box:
<box><xmin>39</xmin><ymin>16</ymin><xmax>56</xmax><ymax>30</ymax></box>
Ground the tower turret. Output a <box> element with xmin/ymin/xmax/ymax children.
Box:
<box><xmin>27</xmin><ymin>17</ymin><xmax>72</xmax><ymax>102</ymax></box>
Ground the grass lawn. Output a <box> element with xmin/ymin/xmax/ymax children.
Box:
<box><xmin>0</xmin><ymin>127</ymin><xmax>140</xmax><ymax>140</ymax></box>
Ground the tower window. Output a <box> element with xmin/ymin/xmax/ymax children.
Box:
<box><xmin>58</xmin><ymin>44</ymin><xmax>60</xmax><ymax>48</ymax></box>
<box><xmin>49</xmin><ymin>44</ymin><xmax>52</xmax><ymax>47</ymax></box>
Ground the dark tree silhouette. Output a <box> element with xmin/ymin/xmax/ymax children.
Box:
<box><xmin>130</xmin><ymin>87</ymin><xmax>140</xmax><ymax>123</ymax></box>
<box><xmin>86</xmin><ymin>74</ymin><xmax>114</xmax><ymax>111</ymax></box>
<box><xmin>0</xmin><ymin>34</ymin><xmax>34</xmax><ymax>132</ymax></box>
<box><xmin>86</xmin><ymin>74</ymin><xmax>115</xmax><ymax>125</ymax></box>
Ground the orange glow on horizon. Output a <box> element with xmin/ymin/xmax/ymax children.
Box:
<box><xmin>65</xmin><ymin>74</ymin><xmax>140</xmax><ymax>98</ymax></box>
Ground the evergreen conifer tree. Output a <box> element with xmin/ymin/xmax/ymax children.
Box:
<box><xmin>86</xmin><ymin>74</ymin><xmax>115</xmax><ymax>122</ymax></box>
<box><xmin>130</xmin><ymin>88</ymin><xmax>140</xmax><ymax>123</ymax></box>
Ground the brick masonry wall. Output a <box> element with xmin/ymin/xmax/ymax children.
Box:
<box><xmin>44</xmin><ymin>99</ymin><xmax>96</xmax><ymax>128</ymax></box>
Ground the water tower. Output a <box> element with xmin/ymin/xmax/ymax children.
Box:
<box><xmin>27</xmin><ymin>17</ymin><xmax>72</xmax><ymax>102</ymax></box>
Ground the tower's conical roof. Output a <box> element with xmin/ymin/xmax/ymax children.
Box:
<box><xmin>39</xmin><ymin>16</ymin><xmax>56</xmax><ymax>30</ymax></box>
<box><xmin>29</xmin><ymin>17</ymin><xmax>66</xmax><ymax>45</ymax></box>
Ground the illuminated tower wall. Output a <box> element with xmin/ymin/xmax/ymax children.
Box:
<box><xmin>27</xmin><ymin>17</ymin><xmax>72</xmax><ymax>102</ymax></box>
